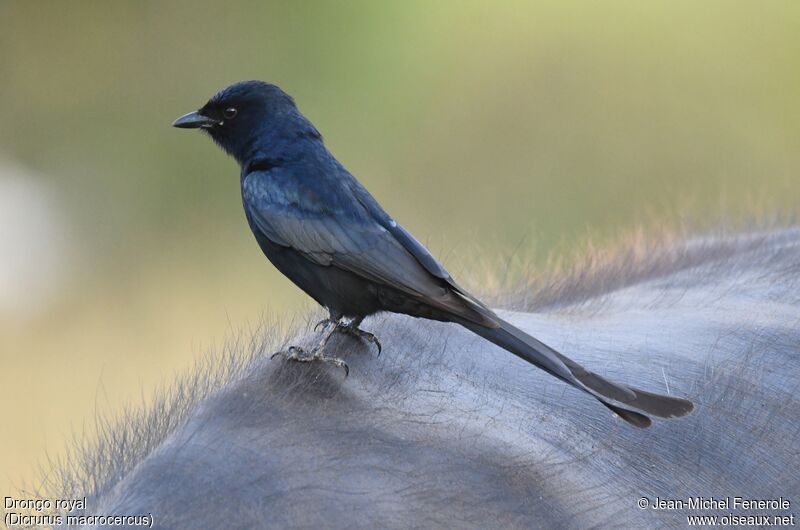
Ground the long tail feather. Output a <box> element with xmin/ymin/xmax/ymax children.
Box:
<box><xmin>459</xmin><ymin>317</ymin><xmax>694</xmax><ymax>428</ymax></box>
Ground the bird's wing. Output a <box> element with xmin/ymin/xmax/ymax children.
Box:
<box><xmin>243</xmin><ymin>169</ymin><xmax>495</xmax><ymax>325</ymax></box>
<box><xmin>346</xmin><ymin>177</ymin><xmax>497</xmax><ymax>313</ymax></box>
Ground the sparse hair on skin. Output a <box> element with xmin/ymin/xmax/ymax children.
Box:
<box><xmin>21</xmin><ymin>222</ymin><xmax>800</xmax><ymax>529</ymax></box>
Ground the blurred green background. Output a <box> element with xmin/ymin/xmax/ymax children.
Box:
<box><xmin>1</xmin><ymin>1</ymin><xmax>798</xmax><ymax>494</ymax></box>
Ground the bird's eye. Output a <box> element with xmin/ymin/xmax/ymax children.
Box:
<box><xmin>223</xmin><ymin>107</ymin><xmax>238</xmax><ymax>120</ymax></box>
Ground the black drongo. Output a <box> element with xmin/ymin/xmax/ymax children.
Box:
<box><xmin>173</xmin><ymin>80</ymin><xmax>693</xmax><ymax>427</ymax></box>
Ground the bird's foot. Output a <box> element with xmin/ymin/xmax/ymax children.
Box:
<box><xmin>337</xmin><ymin>323</ymin><xmax>382</xmax><ymax>355</ymax></box>
<box><xmin>313</xmin><ymin>317</ymin><xmax>339</xmax><ymax>332</ymax></box>
<box><xmin>270</xmin><ymin>346</ymin><xmax>349</xmax><ymax>377</ymax></box>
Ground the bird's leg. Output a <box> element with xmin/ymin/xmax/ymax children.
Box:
<box><xmin>271</xmin><ymin>316</ymin><xmax>349</xmax><ymax>376</ymax></box>
<box><xmin>336</xmin><ymin>316</ymin><xmax>382</xmax><ymax>355</ymax></box>
<box><xmin>307</xmin><ymin>320</ymin><xmax>350</xmax><ymax>376</ymax></box>
<box><xmin>313</xmin><ymin>311</ymin><xmax>342</xmax><ymax>332</ymax></box>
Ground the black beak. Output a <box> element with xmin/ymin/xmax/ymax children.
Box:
<box><xmin>172</xmin><ymin>110</ymin><xmax>219</xmax><ymax>129</ymax></box>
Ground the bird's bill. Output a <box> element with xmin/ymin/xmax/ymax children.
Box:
<box><xmin>172</xmin><ymin>110</ymin><xmax>220</xmax><ymax>129</ymax></box>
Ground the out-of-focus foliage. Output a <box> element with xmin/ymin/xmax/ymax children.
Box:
<box><xmin>0</xmin><ymin>0</ymin><xmax>798</xmax><ymax>494</ymax></box>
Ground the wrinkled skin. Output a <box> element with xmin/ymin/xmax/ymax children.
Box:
<box><xmin>58</xmin><ymin>228</ymin><xmax>799</xmax><ymax>529</ymax></box>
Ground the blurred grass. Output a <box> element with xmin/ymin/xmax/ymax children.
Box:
<box><xmin>0</xmin><ymin>0</ymin><xmax>798</xmax><ymax>495</ymax></box>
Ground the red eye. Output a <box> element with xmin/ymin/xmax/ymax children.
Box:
<box><xmin>223</xmin><ymin>107</ymin><xmax>238</xmax><ymax>120</ymax></box>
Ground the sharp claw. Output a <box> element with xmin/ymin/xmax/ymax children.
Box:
<box><xmin>307</xmin><ymin>353</ymin><xmax>348</xmax><ymax>377</ymax></box>
<box><xmin>315</xmin><ymin>352</ymin><xmax>348</xmax><ymax>378</ymax></box>
<box><xmin>341</xmin><ymin>326</ymin><xmax>381</xmax><ymax>355</ymax></box>
<box><xmin>360</xmin><ymin>333</ymin><xmax>381</xmax><ymax>355</ymax></box>
<box><xmin>314</xmin><ymin>319</ymin><xmax>330</xmax><ymax>332</ymax></box>
<box><xmin>362</xmin><ymin>333</ymin><xmax>381</xmax><ymax>355</ymax></box>
<box><xmin>271</xmin><ymin>346</ymin><xmax>307</xmax><ymax>360</ymax></box>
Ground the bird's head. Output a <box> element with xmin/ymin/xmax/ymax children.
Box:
<box><xmin>173</xmin><ymin>80</ymin><xmax>320</xmax><ymax>164</ymax></box>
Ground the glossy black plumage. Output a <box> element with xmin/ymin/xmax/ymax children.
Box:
<box><xmin>174</xmin><ymin>80</ymin><xmax>693</xmax><ymax>427</ymax></box>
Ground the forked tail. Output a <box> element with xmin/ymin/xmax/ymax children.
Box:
<box><xmin>459</xmin><ymin>317</ymin><xmax>694</xmax><ymax>428</ymax></box>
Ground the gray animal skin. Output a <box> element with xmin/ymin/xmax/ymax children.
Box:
<box><xmin>53</xmin><ymin>227</ymin><xmax>799</xmax><ymax>529</ymax></box>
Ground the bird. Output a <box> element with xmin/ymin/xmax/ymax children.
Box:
<box><xmin>173</xmin><ymin>80</ymin><xmax>693</xmax><ymax>428</ymax></box>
